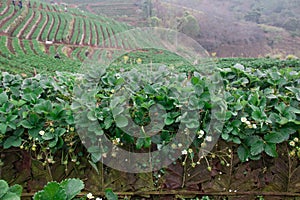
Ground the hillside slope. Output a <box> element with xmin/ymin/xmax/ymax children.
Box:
<box><xmin>156</xmin><ymin>0</ymin><xmax>300</xmax><ymax>57</ymax></box>
<box><xmin>0</xmin><ymin>0</ymin><xmax>139</xmax><ymax>75</ymax></box>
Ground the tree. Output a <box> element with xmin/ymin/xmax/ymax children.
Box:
<box><xmin>177</xmin><ymin>11</ymin><xmax>200</xmax><ymax>37</ymax></box>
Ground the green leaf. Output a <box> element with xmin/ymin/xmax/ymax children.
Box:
<box><xmin>105</xmin><ymin>188</ymin><xmax>118</xmax><ymax>200</ymax></box>
<box><xmin>1</xmin><ymin>192</ymin><xmax>20</xmax><ymax>200</ymax></box>
<box><xmin>221</xmin><ymin>132</ymin><xmax>230</xmax><ymax>140</ymax></box>
<box><xmin>232</xmin><ymin>137</ymin><xmax>241</xmax><ymax>144</ymax></box>
<box><xmin>136</xmin><ymin>138</ymin><xmax>144</xmax><ymax>149</ymax></box>
<box><xmin>0</xmin><ymin>123</ymin><xmax>7</xmax><ymax>134</ymax></box>
<box><xmin>60</xmin><ymin>179</ymin><xmax>84</xmax><ymax>200</ymax></box>
<box><xmin>34</xmin><ymin>100</ymin><xmax>52</xmax><ymax>114</ymax></box>
<box><xmin>264</xmin><ymin>131</ymin><xmax>289</xmax><ymax>144</ymax></box>
<box><xmin>42</xmin><ymin>132</ymin><xmax>54</xmax><ymax>140</ymax></box>
<box><xmin>289</xmin><ymin>106</ymin><xmax>300</xmax><ymax>114</ymax></box>
<box><xmin>0</xmin><ymin>93</ymin><xmax>8</xmax><ymax>104</ymax></box>
<box><xmin>143</xmin><ymin>137</ymin><xmax>151</xmax><ymax>148</ymax></box>
<box><xmin>251</xmin><ymin>108</ymin><xmax>266</xmax><ymax>121</ymax></box>
<box><xmin>275</xmin><ymin>102</ymin><xmax>286</xmax><ymax>114</ymax></box>
<box><xmin>250</xmin><ymin>140</ymin><xmax>264</xmax><ymax>156</ymax></box>
<box><xmin>237</xmin><ymin>145</ymin><xmax>250</xmax><ymax>162</ymax></box>
<box><xmin>264</xmin><ymin>143</ymin><xmax>278</xmax><ymax>157</ymax></box>
<box><xmin>8</xmin><ymin>184</ymin><xmax>22</xmax><ymax>196</ymax></box>
<box><xmin>33</xmin><ymin>182</ymin><xmax>67</xmax><ymax>200</ymax></box>
<box><xmin>87</xmin><ymin>110</ymin><xmax>97</xmax><ymax>121</ymax></box>
<box><xmin>115</xmin><ymin>115</ymin><xmax>128</xmax><ymax>128</ymax></box>
<box><xmin>164</xmin><ymin>117</ymin><xmax>174</xmax><ymax>126</ymax></box>
<box><xmin>112</xmin><ymin>107</ymin><xmax>124</xmax><ymax>116</ymax></box>
<box><xmin>0</xmin><ymin>180</ymin><xmax>9</xmax><ymax>198</ymax></box>
<box><xmin>19</xmin><ymin>120</ymin><xmax>33</xmax><ymax>129</ymax></box>
<box><xmin>3</xmin><ymin>136</ymin><xmax>22</xmax><ymax>149</ymax></box>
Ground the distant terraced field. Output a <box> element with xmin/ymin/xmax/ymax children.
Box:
<box><xmin>55</xmin><ymin>0</ymin><xmax>147</xmax><ymax>26</ymax></box>
<box><xmin>0</xmin><ymin>0</ymin><xmax>147</xmax><ymax>75</ymax></box>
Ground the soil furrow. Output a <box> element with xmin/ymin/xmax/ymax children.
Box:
<box><xmin>89</xmin><ymin>21</ymin><xmax>92</xmax><ymax>46</ymax></box>
<box><xmin>80</xmin><ymin>19</ymin><xmax>86</xmax><ymax>45</ymax></box>
<box><xmin>105</xmin><ymin>27</ymin><xmax>112</xmax><ymax>48</ymax></box>
<box><xmin>17</xmin><ymin>10</ymin><xmax>36</xmax><ymax>38</ymax></box>
<box><xmin>19</xmin><ymin>39</ymin><xmax>26</xmax><ymax>54</ymax></box>
<box><xmin>0</xmin><ymin>8</ymin><xmax>17</xmax><ymax>28</ymax></box>
<box><xmin>99</xmin><ymin>25</ymin><xmax>105</xmax><ymax>47</ymax></box>
<box><xmin>7</xmin><ymin>37</ymin><xmax>15</xmax><ymax>54</ymax></box>
<box><xmin>46</xmin><ymin>13</ymin><xmax>55</xmax><ymax>40</ymax></box>
<box><xmin>68</xmin><ymin>17</ymin><xmax>76</xmax><ymax>44</ymax></box>
<box><xmin>26</xmin><ymin>11</ymin><xmax>42</xmax><ymax>39</ymax></box>
<box><xmin>29</xmin><ymin>40</ymin><xmax>38</xmax><ymax>55</ymax></box>
<box><xmin>37</xmin><ymin>13</ymin><xmax>49</xmax><ymax>41</ymax></box>
<box><xmin>54</xmin><ymin>14</ymin><xmax>61</xmax><ymax>41</ymax></box>
<box><xmin>94</xmin><ymin>23</ymin><xmax>99</xmax><ymax>47</ymax></box>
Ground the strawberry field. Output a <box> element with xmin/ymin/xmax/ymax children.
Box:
<box><xmin>0</xmin><ymin>0</ymin><xmax>300</xmax><ymax>199</ymax></box>
<box><xmin>0</xmin><ymin>55</ymin><xmax>299</xmax><ymax>199</ymax></box>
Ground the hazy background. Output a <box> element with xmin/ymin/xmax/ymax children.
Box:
<box><xmin>48</xmin><ymin>0</ymin><xmax>300</xmax><ymax>57</ymax></box>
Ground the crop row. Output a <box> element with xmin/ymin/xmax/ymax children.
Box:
<box><xmin>0</xmin><ymin>0</ymin><xmax>131</xmax><ymax>48</ymax></box>
<box><xmin>0</xmin><ymin>57</ymin><xmax>299</xmax><ymax>173</ymax></box>
<box><xmin>0</xmin><ymin>36</ymin><xmax>82</xmax><ymax>75</ymax></box>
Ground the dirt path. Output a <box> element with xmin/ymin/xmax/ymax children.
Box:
<box><xmin>46</xmin><ymin>13</ymin><xmax>54</xmax><ymax>40</ymax></box>
<box><xmin>99</xmin><ymin>25</ymin><xmax>106</xmax><ymax>47</ymax></box>
<box><xmin>111</xmin><ymin>29</ymin><xmax>122</xmax><ymax>49</ymax></box>
<box><xmin>29</xmin><ymin>40</ymin><xmax>38</xmax><ymax>55</ymax></box>
<box><xmin>26</xmin><ymin>11</ymin><xmax>42</xmax><ymax>39</ymax></box>
<box><xmin>37</xmin><ymin>13</ymin><xmax>49</xmax><ymax>41</ymax></box>
<box><xmin>19</xmin><ymin>39</ymin><xmax>26</xmax><ymax>54</ymax></box>
<box><xmin>89</xmin><ymin>21</ymin><xmax>92</xmax><ymax>46</ymax></box>
<box><xmin>17</xmin><ymin>10</ymin><xmax>36</xmax><ymax>38</ymax></box>
<box><xmin>79</xmin><ymin>19</ymin><xmax>86</xmax><ymax>45</ymax></box>
<box><xmin>0</xmin><ymin>8</ymin><xmax>17</xmax><ymax>29</ymax></box>
<box><xmin>7</xmin><ymin>37</ymin><xmax>15</xmax><ymax>54</ymax></box>
<box><xmin>105</xmin><ymin>27</ymin><xmax>113</xmax><ymax>48</ymax></box>
<box><xmin>68</xmin><ymin>17</ymin><xmax>76</xmax><ymax>44</ymax></box>
<box><xmin>53</xmin><ymin>14</ymin><xmax>61</xmax><ymax>41</ymax></box>
<box><xmin>0</xmin><ymin>2</ymin><xmax>9</xmax><ymax>16</ymax></box>
<box><xmin>93</xmin><ymin>23</ymin><xmax>99</xmax><ymax>46</ymax></box>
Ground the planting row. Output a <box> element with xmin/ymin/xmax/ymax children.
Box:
<box><xmin>0</xmin><ymin>0</ymin><xmax>131</xmax><ymax>47</ymax></box>
<box><xmin>0</xmin><ymin>58</ymin><xmax>299</xmax><ymax>165</ymax></box>
<box><xmin>0</xmin><ymin>57</ymin><xmax>299</xmax><ymax>194</ymax></box>
<box><xmin>0</xmin><ymin>35</ymin><xmax>124</xmax><ymax>75</ymax></box>
<box><xmin>0</xmin><ymin>36</ymin><xmax>84</xmax><ymax>74</ymax></box>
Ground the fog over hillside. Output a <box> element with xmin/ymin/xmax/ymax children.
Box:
<box><xmin>50</xmin><ymin>0</ymin><xmax>300</xmax><ymax>57</ymax></box>
<box><xmin>157</xmin><ymin>0</ymin><xmax>300</xmax><ymax>57</ymax></box>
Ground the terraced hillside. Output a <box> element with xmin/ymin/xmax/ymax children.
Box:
<box><xmin>0</xmin><ymin>0</ymin><xmax>140</xmax><ymax>75</ymax></box>
<box><xmin>54</xmin><ymin>0</ymin><xmax>148</xmax><ymax>26</ymax></box>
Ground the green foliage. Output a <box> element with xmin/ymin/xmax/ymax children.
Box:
<box><xmin>177</xmin><ymin>11</ymin><xmax>200</xmax><ymax>37</ymax></box>
<box><xmin>33</xmin><ymin>179</ymin><xmax>84</xmax><ymax>200</ymax></box>
<box><xmin>105</xmin><ymin>188</ymin><xmax>118</xmax><ymax>200</ymax></box>
<box><xmin>0</xmin><ymin>180</ymin><xmax>22</xmax><ymax>200</ymax></box>
<box><xmin>0</xmin><ymin>57</ymin><xmax>299</xmax><ymax>164</ymax></box>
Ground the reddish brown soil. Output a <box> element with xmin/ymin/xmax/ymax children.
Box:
<box><xmin>19</xmin><ymin>39</ymin><xmax>26</xmax><ymax>53</ymax></box>
<box><xmin>80</xmin><ymin>19</ymin><xmax>86</xmax><ymax>45</ymax></box>
<box><xmin>99</xmin><ymin>25</ymin><xmax>105</xmax><ymax>47</ymax></box>
<box><xmin>0</xmin><ymin>8</ymin><xmax>17</xmax><ymax>28</ymax></box>
<box><xmin>7</xmin><ymin>37</ymin><xmax>15</xmax><ymax>54</ymax></box>
<box><xmin>88</xmin><ymin>21</ymin><xmax>92</xmax><ymax>46</ymax></box>
<box><xmin>18</xmin><ymin>10</ymin><xmax>36</xmax><ymax>38</ymax></box>
<box><xmin>105</xmin><ymin>27</ymin><xmax>112</xmax><ymax>47</ymax></box>
<box><xmin>29</xmin><ymin>40</ymin><xmax>38</xmax><ymax>55</ymax></box>
<box><xmin>53</xmin><ymin>14</ymin><xmax>61</xmax><ymax>41</ymax></box>
<box><xmin>46</xmin><ymin>13</ymin><xmax>54</xmax><ymax>40</ymax></box>
<box><xmin>67</xmin><ymin>18</ymin><xmax>75</xmax><ymax>44</ymax></box>
<box><xmin>27</xmin><ymin>11</ymin><xmax>42</xmax><ymax>40</ymax></box>
<box><xmin>37</xmin><ymin>13</ymin><xmax>49</xmax><ymax>41</ymax></box>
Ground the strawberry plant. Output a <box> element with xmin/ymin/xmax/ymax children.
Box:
<box><xmin>0</xmin><ymin>180</ymin><xmax>22</xmax><ymax>200</ymax></box>
<box><xmin>33</xmin><ymin>178</ymin><xmax>84</xmax><ymax>200</ymax></box>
